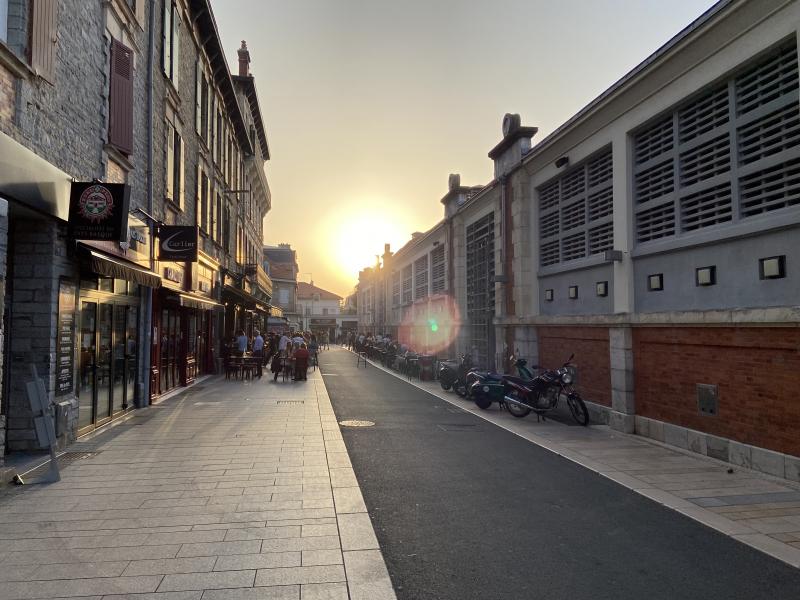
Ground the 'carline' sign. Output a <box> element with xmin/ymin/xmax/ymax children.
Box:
<box><xmin>68</xmin><ymin>182</ymin><xmax>130</xmax><ymax>242</ymax></box>
<box><xmin>158</xmin><ymin>225</ymin><xmax>198</xmax><ymax>262</ymax></box>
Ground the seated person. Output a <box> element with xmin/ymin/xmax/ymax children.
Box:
<box><xmin>293</xmin><ymin>343</ymin><xmax>310</xmax><ymax>381</ymax></box>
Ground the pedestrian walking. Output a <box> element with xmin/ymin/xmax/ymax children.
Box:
<box><xmin>252</xmin><ymin>330</ymin><xmax>264</xmax><ymax>378</ymax></box>
<box><xmin>236</xmin><ymin>330</ymin><xmax>248</xmax><ymax>356</ymax></box>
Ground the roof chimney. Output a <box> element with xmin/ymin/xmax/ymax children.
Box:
<box><xmin>237</xmin><ymin>40</ymin><xmax>250</xmax><ymax>76</ymax></box>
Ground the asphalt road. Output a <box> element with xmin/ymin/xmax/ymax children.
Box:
<box><xmin>319</xmin><ymin>347</ymin><xmax>800</xmax><ymax>600</ymax></box>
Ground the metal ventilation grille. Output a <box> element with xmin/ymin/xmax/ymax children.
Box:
<box><xmin>588</xmin><ymin>187</ymin><xmax>613</xmax><ymax>221</ymax></box>
<box><xmin>637</xmin><ymin>203</ymin><xmax>675</xmax><ymax>243</ymax></box>
<box><xmin>635</xmin><ymin>117</ymin><xmax>673</xmax><ymax>164</ymax></box>
<box><xmin>588</xmin><ymin>152</ymin><xmax>613</xmax><ymax>187</ymax></box>
<box><xmin>540</xmin><ymin>211</ymin><xmax>560</xmax><ymax>238</ymax></box>
<box><xmin>561</xmin><ymin>200</ymin><xmax>586</xmax><ymax>230</ymax></box>
<box><xmin>681</xmin><ymin>183</ymin><xmax>733</xmax><ymax>231</ymax></box>
<box><xmin>414</xmin><ymin>256</ymin><xmax>428</xmax><ymax>300</ymax></box>
<box><xmin>589</xmin><ymin>221</ymin><xmax>614</xmax><ymax>254</ymax></box>
<box><xmin>561</xmin><ymin>169</ymin><xmax>586</xmax><ymax>200</ymax></box>
<box><xmin>633</xmin><ymin>38</ymin><xmax>800</xmax><ymax>246</ymax></box>
<box><xmin>738</xmin><ymin>101</ymin><xmax>800</xmax><ymax>166</ymax></box>
<box><xmin>537</xmin><ymin>147</ymin><xmax>613</xmax><ymax>267</ymax></box>
<box><xmin>739</xmin><ymin>157</ymin><xmax>800</xmax><ymax>217</ymax></box>
<box><xmin>430</xmin><ymin>245</ymin><xmax>446</xmax><ymax>294</ymax></box>
<box><xmin>735</xmin><ymin>43</ymin><xmax>799</xmax><ymax>116</ymax></box>
<box><xmin>635</xmin><ymin>160</ymin><xmax>674</xmax><ymax>204</ymax></box>
<box><xmin>539</xmin><ymin>181</ymin><xmax>560</xmax><ymax>211</ymax></box>
<box><xmin>562</xmin><ymin>231</ymin><xmax>587</xmax><ymax>261</ymax></box>
<box><xmin>466</xmin><ymin>213</ymin><xmax>495</xmax><ymax>367</ymax></box>
<box><xmin>540</xmin><ymin>240</ymin><xmax>559</xmax><ymax>266</ymax></box>
<box><xmin>678</xmin><ymin>85</ymin><xmax>729</xmax><ymax>143</ymax></box>
<box><xmin>679</xmin><ymin>134</ymin><xmax>730</xmax><ymax>186</ymax></box>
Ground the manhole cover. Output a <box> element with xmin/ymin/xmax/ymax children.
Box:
<box><xmin>339</xmin><ymin>420</ymin><xmax>375</xmax><ymax>427</ymax></box>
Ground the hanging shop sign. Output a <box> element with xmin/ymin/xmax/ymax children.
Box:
<box><xmin>68</xmin><ymin>182</ymin><xmax>130</xmax><ymax>242</ymax></box>
<box><xmin>158</xmin><ymin>225</ymin><xmax>198</xmax><ymax>262</ymax></box>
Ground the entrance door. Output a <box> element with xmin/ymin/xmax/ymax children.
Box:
<box><xmin>95</xmin><ymin>303</ymin><xmax>113</xmax><ymax>424</ymax></box>
<box><xmin>112</xmin><ymin>305</ymin><xmax>127</xmax><ymax>414</ymax></box>
<box><xmin>78</xmin><ymin>301</ymin><xmax>97</xmax><ymax>430</ymax></box>
<box><xmin>125</xmin><ymin>306</ymin><xmax>137</xmax><ymax>408</ymax></box>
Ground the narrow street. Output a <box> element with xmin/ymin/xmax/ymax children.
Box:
<box><xmin>321</xmin><ymin>347</ymin><xmax>800</xmax><ymax>600</ymax></box>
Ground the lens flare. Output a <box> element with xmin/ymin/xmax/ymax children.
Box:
<box><xmin>396</xmin><ymin>294</ymin><xmax>460</xmax><ymax>356</ymax></box>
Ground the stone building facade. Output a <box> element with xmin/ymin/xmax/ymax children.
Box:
<box><xmin>0</xmin><ymin>0</ymin><xmax>272</xmax><ymax>466</ymax></box>
<box><xmin>355</xmin><ymin>0</ymin><xmax>800</xmax><ymax>481</ymax></box>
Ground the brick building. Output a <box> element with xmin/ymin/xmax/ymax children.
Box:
<box><xmin>0</xmin><ymin>0</ymin><xmax>272</xmax><ymax>465</ymax></box>
<box><xmin>355</xmin><ymin>0</ymin><xmax>800</xmax><ymax>481</ymax></box>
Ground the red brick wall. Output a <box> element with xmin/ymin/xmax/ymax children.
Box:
<box><xmin>537</xmin><ymin>326</ymin><xmax>611</xmax><ymax>407</ymax></box>
<box><xmin>634</xmin><ymin>327</ymin><xmax>800</xmax><ymax>457</ymax></box>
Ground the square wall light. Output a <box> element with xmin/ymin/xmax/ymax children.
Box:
<box><xmin>696</xmin><ymin>266</ymin><xmax>716</xmax><ymax>286</ymax></box>
<box><xmin>596</xmin><ymin>281</ymin><xmax>608</xmax><ymax>297</ymax></box>
<box><xmin>759</xmin><ymin>256</ymin><xmax>786</xmax><ymax>280</ymax></box>
<box><xmin>647</xmin><ymin>273</ymin><xmax>664</xmax><ymax>292</ymax></box>
<box><xmin>545</xmin><ymin>289</ymin><xmax>554</xmax><ymax>302</ymax></box>
<box><xmin>568</xmin><ymin>285</ymin><xmax>578</xmax><ymax>299</ymax></box>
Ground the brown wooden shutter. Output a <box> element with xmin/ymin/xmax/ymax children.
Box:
<box><xmin>30</xmin><ymin>0</ymin><xmax>58</xmax><ymax>84</ymax></box>
<box><xmin>178</xmin><ymin>135</ymin><xmax>185</xmax><ymax>209</ymax></box>
<box><xmin>166</xmin><ymin>124</ymin><xmax>174</xmax><ymax>201</ymax></box>
<box><xmin>108</xmin><ymin>39</ymin><xmax>134</xmax><ymax>155</ymax></box>
<box><xmin>195</xmin><ymin>62</ymin><xmax>202</xmax><ymax>134</ymax></box>
<box><xmin>162</xmin><ymin>0</ymin><xmax>171</xmax><ymax>76</ymax></box>
<box><xmin>196</xmin><ymin>165</ymin><xmax>202</xmax><ymax>227</ymax></box>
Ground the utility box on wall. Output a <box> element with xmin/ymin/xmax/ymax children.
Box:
<box><xmin>697</xmin><ymin>384</ymin><xmax>718</xmax><ymax>416</ymax></box>
<box><xmin>54</xmin><ymin>401</ymin><xmax>72</xmax><ymax>439</ymax></box>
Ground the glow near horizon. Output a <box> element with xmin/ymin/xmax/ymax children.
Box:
<box><xmin>214</xmin><ymin>0</ymin><xmax>719</xmax><ymax>297</ymax></box>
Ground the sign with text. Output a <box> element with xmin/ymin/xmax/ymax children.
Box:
<box><xmin>56</xmin><ymin>279</ymin><xmax>77</xmax><ymax>397</ymax></box>
<box><xmin>158</xmin><ymin>225</ymin><xmax>198</xmax><ymax>262</ymax></box>
<box><xmin>68</xmin><ymin>182</ymin><xmax>130</xmax><ymax>242</ymax></box>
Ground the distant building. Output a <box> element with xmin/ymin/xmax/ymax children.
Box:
<box><xmin>264</xmin><ymin>244</ymin><xmax>300</xmax><ymax>330</ymax></box>
<box><xmin>297</xmin><ymin>281</ymin><xmax>343</xmax><ymax>340</ymax></box>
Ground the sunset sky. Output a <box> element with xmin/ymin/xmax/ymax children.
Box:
<box><xmin>214</xmin><ymin>0</ymin><xmax>718</xmax><ymax>298</ymax></box>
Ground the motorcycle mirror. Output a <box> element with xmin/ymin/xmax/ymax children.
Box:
<box><xmin>566</xmin><ymin>353</ymin><xmax>575</xmax><ymax>364</ymax></box>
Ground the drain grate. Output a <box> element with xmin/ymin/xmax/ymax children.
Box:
<box><xmin>277</xmin><ymin>400</ymin><xmax>304</xmax><ymax>405</ymax></box>
<box><xmin>21</xmin><ymin>451</ymin><xmax>101</xmax><ymax>478</ymax></box>
<box><xmin>437</xmin><ymin>423</ymin><xmax>479</xmax><ymax>432</ymax></box>
<box><xmin>339</xmin><ymin>420</ymin><xmax>375</xmax><ymax>427</ymax></box>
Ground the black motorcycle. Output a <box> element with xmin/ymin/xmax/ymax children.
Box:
<box><xmin>438</xmin><ymin>354</ymin><xmax>472</xmax><ymax>396</ymax></box>
<box><xmin>473</xmin><ymin>355</ymin><xmax>590</xmax><ymax>426</ymax></box>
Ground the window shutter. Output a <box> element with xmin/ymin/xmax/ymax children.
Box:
<box><xmin>162</xmin><ymin>0</ymin><xmax>171</xmax><ymax>76</ymax></box>
<box><xmin>171</xmin><ymin>8</ymin><xmax>180</xmax><ymax>86</ymax></box>
<box><xmin>30</xmin><ymin>0</ymin><xmax>58</xmax><ymax>84</ymax></box>
<box><xmin>195</xmin><ymin>62</ymin><xmax>202</xmax><ymax>134</ymax></box>
<box><xmin>177</xmin><ymin>134</ymin><xmax>184</xmax><ymax>209</ymax></box>
<box><xmin>108</xmin><ymin>39</ymin><xmax>134</xmax><ymax>155</ymax></box>
<box><xmin>196</xmin><ymin>165</ymin><xmax>202</xmax><ymax>227</ymax></box>
<box><xmin>166</xmin><ymin>125</ymin><xmax>174</xmax><ymax>201</ymax></box>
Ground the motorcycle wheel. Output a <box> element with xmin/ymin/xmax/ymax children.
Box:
<box><xmin>567</xmin><ymin>394</ymin><xmax>589</xmax><ymax>426</ymax></box>
<box><xmin>474</xmin><ymin>396</ymin><xmax>492</xmax><ymax>410</ymax></box>
<box><xmin>505</xmin><ymin>391</ymin><xmax>531</xmax><ymax>418</ymax></box>
<box><xmin>440</xmin><ymin>380</ymin><xmax>452</xmax><ymax>391</ymax></box>
<box><xmin>455</xmin><ymin>383</ymin><xmax>468</xmax><ymax>397</ymax></box>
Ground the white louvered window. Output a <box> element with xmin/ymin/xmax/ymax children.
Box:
<box><xmin>401</xmin><ymin>264</ymin><xmax>413</xmax><ymax>304</ymax></box>
<box><xmin>414</xmin><ymin>256</ymin><xmax>428</xmax><ymax>300</ymax></box>
<box><xmin>634</xmin><ymin>39</ymin><xmax>800</xmax><ymax>244</ymax></box>
<box><xmin>538</xmin><ymin>148</ymin><xmax>613</xmax><ymax>266</ymax></box>
<box><xmin>430</xmin><ymin>245</ymin><xmax>446</xmax><ymax>294</ymax></box>
<box><xmin>392</xmin><ymin>271</ymin><xmax>401</xmax><ymax>307</ymax></box>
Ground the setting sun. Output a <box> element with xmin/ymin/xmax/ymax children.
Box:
<box><xmin>328</xmin><ymin>209</ymin><xmax>413</xmax><ymax>283</ymax></box>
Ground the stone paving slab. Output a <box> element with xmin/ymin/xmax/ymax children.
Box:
<box><xmin>0</xmin><ymin>365</ymin><xmax>397</xmax><ymax>599</ymax></box>
<box><xmin>355</xmin><ymin>347</ymin><xmax>800</xmax><ymax>570</ymax></box>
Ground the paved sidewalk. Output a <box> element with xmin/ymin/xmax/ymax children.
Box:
<box><xmin>0</xmin><ymin>366</ymin><xmax>396</xmax><ymax>600</ymax></box>
<box><xmin>353</xmin><ymin>348</ymin><xmax>800</xmax><ymax>570</ymax></box>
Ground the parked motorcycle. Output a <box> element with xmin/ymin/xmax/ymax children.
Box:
<box><xmin>438</xmin><ymin>354</ymin><xmax>472</xmax><ymax>396</ymax></box>
<box><xmin>472</xmin><ymin>355</ymin><xmax>590</xmax><ymax>426</ymax></box>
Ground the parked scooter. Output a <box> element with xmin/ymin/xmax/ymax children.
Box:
<box><xmin>472</xmin><ymin>355</ymin><xmax>590</xmax><ymax>426</ymax></box>
<box><xmin>438</xmin><ymin>354</ymin><xmax>472</xmax><ymax>396</ymax></box>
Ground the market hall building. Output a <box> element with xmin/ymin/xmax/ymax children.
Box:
<box><xmin>0</xmin><ymin>0</ymin><xmax>272</xmax><ymax>471</ymax></box>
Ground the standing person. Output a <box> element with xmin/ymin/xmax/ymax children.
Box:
<box><xmin>252</xmin><ymin>330</ymin><xmax>264</xmax><ymax>378</ymax></box>
<box><xmin>236</xmin><ymin>330</ymin><xmax>248</xmax><ymax>356</ymax></box>
<box><xmin>279</xmin><ymin>331</ymin><xmax>290</xmax><ymax>356</ymax></box>
<box><xmin>293</xmin><ymin>343</ymin><xmax>310</xmax><ymax>381</ymax></box>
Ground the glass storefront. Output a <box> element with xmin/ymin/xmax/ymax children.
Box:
<box><xmin>78</xmin><ymin>276</ymin><xmax>139</xmax><ymax>435</ymax></box>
